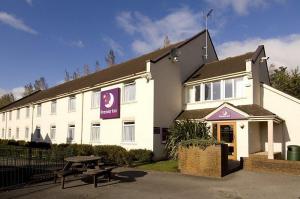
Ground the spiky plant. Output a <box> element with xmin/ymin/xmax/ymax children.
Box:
<box><xmin>165</xmin><ymin>120</ymin><xmax>211</xmax><ymax>159</ymax></box>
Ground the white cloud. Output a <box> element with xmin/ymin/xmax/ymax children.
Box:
<box><xmin>102</xmin><ymin>37</ymin><xmax>124</xmax><ymax>56</ymax></box>
<box><xmin>25</xmin><ymin>0</ymin><xmax>33</xmax><ymax>6</ymax></box>
<box><xmin>205</xmin><ymin>0</ymin><xmax>286</xmax><ymax>15</ymax></box>
<box><xmin>116</xmin><ymin>7</ymin><xmax>204</xmax><ymax>54</ymax></box>
<box><xmin>69</xmin><ymin>40</ymin><xmax>85</xmax><ymax>48</ymax></box>
<box><xmin>217</xmin><ymin>34</ymin><xmax>300</xmax><ymax>69</ymax></box>
<box><xmin>0</xmin><ymin>87</ymin><xmax>24</xmax><ymax>100</ymax></box>
<box><xmin>0</xmin><ymin>11</ymin><xmax>38</xmax><ymax>34</ymax></box>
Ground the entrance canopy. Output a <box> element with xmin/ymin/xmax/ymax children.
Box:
<box><xmin>177</xmin><ymin>103</ymin><xmax>282</xmax><ymax>123</ymax></box>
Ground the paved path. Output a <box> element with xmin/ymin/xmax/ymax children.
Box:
<box><xmin>2</xmin><ymin>168</ymin><xmax>300</xmax><ymax>199</ymax></box>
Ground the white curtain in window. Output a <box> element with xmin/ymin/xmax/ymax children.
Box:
<box><xmin>69</xmin><ymin>97</ymin><xmax>76</xmax><ymax>112</ymax></box>
<box><xmin>91</xmin><ymin>124</ymin><xmax>100</xmax><ymax>142</ymax></box>
<box><xmin>37</xmin><ymin>105</ymin><xmax>41</xmax><ymax>116</ymax></box>
<box><xmin>50</xmin><ymin>126</ymin><xmax>56</xmax><ymax>139</ymax></box>
<box><xmin>26</xmin><ymin>107</ymin><xmax>30</xmax><ymax>118</ymax></box>
<box><xmin>1</xmin><ymin>129</ymin><xmax>4</xmax><ymax>138</ymax></box>
<box><xmin>234</xmin><ymin>78</ymin><xmax>244</xmax><ymax>98</ymax></box>
<box><xmin>51</xmin><ymin>101</ymin><xmax>56</xmax><ymax>114</ymax></box>
<box><xmin>212</xmin><ymin>81</ymin><xmax>221</xmax><ymax>100</ymax></box>
<box><xmin>124</xmin><ymin>83</ymin><xmax>136</xmax><ymax>102</ymax></box>
<box><xmin>25</xmin><ymin>128</ymin><xmax>29</xmax><ymax>139</ymax></box>
<box><xmin>225</xmin><ymin>79</ymin><xmax>233</xmax><ymax>98</ymax></box>
<box><xmin>122</xmin><ymin>122</ymin><xmax>135</xmax><ymax>142</ymax></box>
<box><xmin>16</xmin><ymin>128</ymin><xmax>19</xmax><ymax>139</ymax></box>
<box><xmin>91</xmin><ymin>92</ymin><xmax>100</xmax><ymax>108</ymax></box>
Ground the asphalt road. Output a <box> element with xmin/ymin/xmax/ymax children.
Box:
<box><xmin>2</xmin><ymin>168</ymin><xmax>300</xmax><ymax>199</ymax></box>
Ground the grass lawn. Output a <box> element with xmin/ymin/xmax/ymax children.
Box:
<box><xmin>136</xmin><ymin>160</ymin><xmax>178</xmax><ymax>172</ymax></box>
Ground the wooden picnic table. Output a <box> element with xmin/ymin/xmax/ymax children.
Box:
<box><xmin>63</xmin><ymin>156</ymin><xmax>102</xmax><ymax>170</ymax></box>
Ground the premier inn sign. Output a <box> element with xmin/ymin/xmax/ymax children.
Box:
<box><xmin>100</xmin><ymin>88</ymin><xmax>120</xmax><ymax>119</ymax></box>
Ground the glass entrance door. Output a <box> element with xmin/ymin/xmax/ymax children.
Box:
<box><xmin>217</xmin><ymin>123</ymin><xmax>236</xmax><ymax>160</ymax></box>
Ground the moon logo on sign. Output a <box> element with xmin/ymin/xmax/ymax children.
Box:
<box><xmin>103</xmin><ymin>93</ymin><xmax>114</xmax><ymax>108</ymax></box>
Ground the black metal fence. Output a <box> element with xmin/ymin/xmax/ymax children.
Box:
<box><xmin>0</xmin><ymin>145</ymin><xmax>70</xmax><ymax>190</ymax></box>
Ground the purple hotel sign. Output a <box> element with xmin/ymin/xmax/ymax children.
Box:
<box><xmin>100</xmin><ymin>88</ymin><xmax>120</xmax><ymax>119</ymax></box>
<box><xmin>207</xmin><ymin>107</ymin><xmax>245</xmax><ymax>121</ymax></box>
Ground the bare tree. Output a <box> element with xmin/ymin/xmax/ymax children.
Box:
<box><xmin>0</xmin><ymin>93</ymin><xmax>15</xmax><ymax>108</ymax></box>
<box><xmin>163</xmin><ymin>35</ymin><xmax>171</xmax><ymax>48</ymax></box>
<box><xmin>83</xmin><ymin>64</ymin><xmax>90</xmax><ymax>76</ymax></box>
<box><xmin>23</xmin><ymin>83</ymin><xmax>34</xmax><ymax>96</ymax></box>
<box><xmin>64</xmin><ymin>70</ymin><xmax>70</xmax><ymax>82</ymax></box>
<box><xmin>34</xmin><ymin>77</ymin><xmax>48</xmax><ymax>90</ymax></box>
<box><xmin>105</xmin><ymin>49</ymin><xmax>115</xmax><ymax>67</ymax></box>
<box><xmin>95</xmin><ymin>60</ymin><xmax>101</xmax><ymax>72</ymax></box>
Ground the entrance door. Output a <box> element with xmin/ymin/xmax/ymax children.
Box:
<box><xmin>217</xmin><ymin>122</ymin><xmax>237</xmax><ymax>160</ymax></box>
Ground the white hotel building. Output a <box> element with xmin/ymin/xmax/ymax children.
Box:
<box><xmin>1</xmin><ymin>30</ymin><xmax>300</xmax><ymax>160</ymax></box>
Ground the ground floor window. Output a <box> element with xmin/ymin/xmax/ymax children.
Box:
<box><xmin>67</xmin><ymin>125</ymin><xmax>75</xmax><ymax>142</ymax></box>
<box><xmin>91</xmin><ymin>123</ymin><xmax>100</xmax><ymax>142</ymax></box>
<box><xmin>50</xmin><ymin>125</ymin><xmax>56</xmax><ymax>140</ymax></box>
<box><xmin>161</xmin><ymin>128</ymin><xmax>169</xmax><ymax>144</ymax></box>
<box><xmin>1</xmin><ymin>128</ymin><xmax>4</xmax><ymax>138</ymax></box>
<box><xmin>8</xmin><ymin>128</ymin><xmax>11</xmax><ymax>138</ymax></box>
<box><xmin>122</xmin><ymin>121</ymin><xmax>135</xmax><ymax>142</ymax></box>
<box><xmin>16</xmin><ymin>128</ymin><xmax>19</xmax><ymax>139</ymax></box>
<box><xmin>25</xmin><ymin>127</ymin><xmax>29</xmax><ymax>139</ymax></box>
<box><xmin>35</xmin><ymin>126</ymin><xmax>41</xmax><ymax>139</ymax></box>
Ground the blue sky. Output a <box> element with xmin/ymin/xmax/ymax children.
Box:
<box><xmin>0</xmin><ymin>0</ymin><xmax>300</xmax><ymax>98</ymax></box>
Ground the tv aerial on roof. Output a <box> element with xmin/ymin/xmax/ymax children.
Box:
<box><xmin>203</xmin><ymin>9</ymin><xmax>213</xmax><ymax>60</ymax></box>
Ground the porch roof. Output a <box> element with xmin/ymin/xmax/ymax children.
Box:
<box><xmin>176</xmin><ymin>104</ymin><xmax>276</xmax><ymax>120</ymax></box>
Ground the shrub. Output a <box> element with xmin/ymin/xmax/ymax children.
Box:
<box><xmin>128</xmin><ymin>149</ymin><xmax>153</xmax><ymax>163</ymax></box>
<box><xmin>166</xmin><ymin>120</ymin><xmax>211</xmax><ymax>159</ymax></box>
<box><xmin>93</xmin><ymin>145</ymin><xmax>129</xmax><ymax>165</ymax></box>
<box><xmin>77</xmin><ymin>144</ymin><xmax>94</xmax><ymax>156</ymax></box>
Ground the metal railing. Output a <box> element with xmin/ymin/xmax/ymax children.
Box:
<box><xmin>0</xmin><ymin>145</ymin><xmax>70</xmax><ymax>190</ymax></box>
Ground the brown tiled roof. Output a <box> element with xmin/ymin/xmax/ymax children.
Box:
<box><xmin>176</xmin><ymin>104</ymin><xmax>275</xmax><ymax>120</ymax></box>
<box><xmin>0</xmin><ymin>30</ymin><xmax>210</xmax><ymax>112</ymax></box>
<box><xmin>186</xmin><ymin>52</ymin><xmax>254</xmax><ymax>82</ymax></box>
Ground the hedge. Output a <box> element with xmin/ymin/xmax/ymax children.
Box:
<box><xmin>0</xmin><ymin>139</ymin><xmax>153</xmax><ymax>165</ymax></box>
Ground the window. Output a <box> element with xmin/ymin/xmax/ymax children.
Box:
<box><xmin>26</xmin><ymin>107</ymin><xmax>30</xmax><ymax>118</ymax></box>
<box><xmin>16</xmin><ymin>128</ymin><xmax>19</xmax><ymax>139</ymax></box>
<box><xmin>91</xmin><ymin>123</ymin><xmax>100</xmax><ymax>142</ymax></box>
<box><xmin>1</xmin><ymin>128</ymin><xmax>4</xmax><ymax>138</ymax></box>
<box><xmin>9</xmin><ymin>111</ymin><xmax>12</xmax><ymax>120</ymax></box>
<box><xmin>35</xmin><ymin>126</ymin><xmax>41</xmax><ymax>139</ymax></box>
<box><xmin>51</xmin><ymin>100</ymin><xmax>57</xmax><ymax>114</ymax></box>
<box><xmin>161</xmin><ymin>128</ymin><xmax>169</xmax><ymax>144</ymax></box>
<box><xmin>2</xmin><ymin>113</ymin><xmax>5</xmax><ymax>121</ymax></box>
<box><xmin>124</xmin><ymin>82</ymin><xmax>136</xmax><ymax>102</ymax></box>
<box><xmin>37</xmin><ymin>104</ymin><xmax>41</xmax><ymax>117</ymax></box>
<box><xmin>91</xmin><ymin>91</ymin><xmax>100</xmax><ymax>108</ymax></box>
<box><xmin>68</xmin><ymin>96</ymin><xmax>76</xmax><ymax>112</ymax></box>
<box><xmin>122</xmin><ymin>121</ymin><xmax>135</xmax><ymax>142</ymax></box>
<box><xmin>8</xmin><ymin>129</ymin><xmax>11</xmax><ymax>138</ymax></box>
<box><xmin>234</xmin><ymin>77</ymin><xmax>244</xmax><ymax>98</ymax></box>
<box><xmin>204</xmin><ymin>83</ymin><xmax>212</xmax><ymax>100</ymax></box>
<box><xmin>25</xmin><ymin>127</ymin><xmax>29</xmax><ymax>139</ymax></box>
<box><xmin>212</xmin><ymin>81</ymin><xmax>221</xmax><ymax>100</ymax></box>
<box><xmin>225</xmin><ymin>79</ymin><xmax>233</xmax><ymax>98</ymax></box>
<box><xmin>67</xmin><ymin>125</ymin><xmax>75</xmax><ymax>142</ymax></box>
<box><xmin>16</xmin><ymin>109</ymin><xmax>20</xmax><ymax>120</ymax></box>
<box><xmin>50</xmin><ymin>125</ymin><xmax>56</xmax><ymax>140</ymax></box>
<box><xmin>194</xmin><ymin>85</ymin><xmax>201</xmax><ymax>102</ymax></box>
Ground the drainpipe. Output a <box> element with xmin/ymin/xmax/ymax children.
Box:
<box><xmin>80</xmin><ymin>91</ymin><xmax>84</xmax><ymax>144</ymax></box>
<box><xmin>31</xmin><ymin>104</ymin><xmax>34</xmax><ymax>141</ymax></box>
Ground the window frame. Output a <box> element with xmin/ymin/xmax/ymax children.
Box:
<box><xmin>16</xmin><ymin>127</ymin><xmax>19</xmax><ymax>139</ymax></box>
<box><xmin>68</xmin><ymin>96</ymin><xmax>76</xmax><ymax>112</ymax></box>
<box><xmin>9</xmin><ymin>111</ymin><xmax>12</xmax><ymax>120</ymax></box>
<box><xmin>36</xmin><ymin>104</ymin><xmax>41</xmax><ymax>117</ymax></box>
<box><xmin>90</xmin><ymin>123</ymin><xmax>101</xmax><ymax>143</ymax></box>
<box><xmin>122</xmin><ymin>121</ymin><xmax>135</xmax><ymax>143</ymax></box>
<box><xmin>2</xmin><ymin>113</ymin><xmax>5</xmax><ymax>121</ymax></box>
<box><xmin>51</xmin><ymin>100</ymin><xmax>57</xmax><ymax>115</ymax></box>
<box><xmin>26</xmin><ymin>107</ymin><xmax>30</xmax><ymax>118</ymax></box>
<box><xmin>50</xmin><ymin>125</ymin><xmax>56</xmax><ymax>140</ymax></box>
<box><xmin>67</xmin><ymin>124</ymin><xmax>75</xmax><ymax>142</ymax></box>
<box><xmin>16</xmin><ymin>109</ymin><xmax>20</xmax><ymax>120</ymax></box>
<box><xmin>123</xmin><ymin>82</ymin><xmax>136</xmax><ymax>103</ymax></box>
<box><xmin>25</xmin><ymin>127</ymin><xmax>29</xmax><ymax>139</ymax></box>
<box><xmin>91</xmin><ymin>91</ymin><xmax>100</xmax><ymax>109</ymax></box>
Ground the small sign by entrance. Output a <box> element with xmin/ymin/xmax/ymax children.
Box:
<box><xmin>100</xmin><ymin>88</ymin><xmax>120</xmax><ymax>119</ymax></box>
<box><xmin>207</xmin><ymin>107</ymin><xmax>245</xmax><ymax>121</ymax></box>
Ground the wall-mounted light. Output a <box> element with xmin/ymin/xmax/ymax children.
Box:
<box><xmin>260</xmin><ymin>56</ymin><xmax>269</xmax><ymax>63</ymax></box>
<box><xmin>240</xmin><ymin>123</ymin><xmax>245</xmax><ymax>129</ymax></box>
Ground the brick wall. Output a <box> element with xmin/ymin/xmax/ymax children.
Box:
<box><xmin>178</xmin><ymin>144</ymin><xmax>228</xmax><ymax>177</ymax></box>
<box><xmin>243</xmin><ymin>157</ymin><xmax>300</xmax><ymax>175</ymax></box>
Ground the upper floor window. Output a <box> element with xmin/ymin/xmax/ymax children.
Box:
<box><xmin>91</xmin><ymin>91</ymin><xmax>100</xmax><ymax>109</ymax></box>
<box><xmin>51</xmin><ymin>100</ymin><xmax>57</xmax><ymax>114</ymax></box>
<box><xmin>122</xmin><ymin>121</ymin><xmax>135</xmax><ymax>143</ymax></box>
<box><xmin>16</xmin><ymin>109</ymin><xmax>20</xmax><ymax>120</ymax></box>
<box><xmin>26</xmin><ymin>107</ymin><xmax>30</xmax><ymax>118</ymax></box>
<box><xmin>91</xmin><ymin>123</ymin><xmax>100</xmax><ymax>142</ymax></box>
<box><xmin>68</xmin><ymin>96</ymin><xmax>76</xmax><ymax>112</ymax></box>
<box><xmin>124</xmin><ymin>82</ymin><xmax>136</xmax><ymax>102</ymax></box>
<box><xmin>2</xmin><ymin>113</ymin><xmax>5</xmax><ymax>121</ymax></box>
<box><xmin>9</xmin><ymin>111</ymin><xmax>12</xmax><ymax>120</ymax></box>
<box><xmin>50</xmin><ymin>125</ymin><xmax>56</xmax><ymax>140</ymax></box>
<box><xmin>37</xmin><ymin>104</ymin><xmax>41</xmax><ymax>117</ymax></box>
<box><xmin>188</xmin><ymin>77</ymin><xmax>245</xmax><ymax>103</ymax></box>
